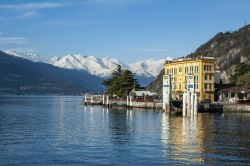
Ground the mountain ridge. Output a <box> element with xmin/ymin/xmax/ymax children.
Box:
<box><xmin>0</xmin><ymin>51</ymin><xmax>104</xmax><ymax>95</ymax></box>
<box><xmin>4</xmin><ymin>49</ymin><xmax>168</xmax><ymax>86</ymax></box>
<box><xmin>147</xmin><ymin>24</ymin><xmax>250</xmax><ymax>93</ymax></box>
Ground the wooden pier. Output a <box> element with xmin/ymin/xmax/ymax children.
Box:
<box><xmin>82</xmin><ymin>94</ymin><xmax>162</xmax><ymax>110</ymax></box>
<box><xmin>82</xmin><ymin>94</ymin><xmax>224</xmax><ymax>114</ymax></box>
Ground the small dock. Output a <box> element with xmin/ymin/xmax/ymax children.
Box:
<box><xmin>82</xmin><ymin>94</ymin><xmax>225</xmax><ymax>114</ymax></box>
<box><xmin>82</xmin><ymin>94</ymin><xmax>162</xmax><ymax>110</ymax></box>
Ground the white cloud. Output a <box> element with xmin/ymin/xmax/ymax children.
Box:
<box><xmin>0</xmin><ymin>2</ymin><xmax>65</xmax><ymax>10</ymax></box>
<box><xmin>0</xmin><ymin>2</ymin><xmax>67</xmax><ymax>20</ymax></box>
<box><xmin>129</xmin><ymin>48</ymin><xmax>168</xmax><ymax>53</ymax></box>
<box><xmin>84</xmin><ymin>0</ymin><xmax>145</xmax><ymax>5</ymax></box>
<box><xmin>17</xmin><ymin>11</ymin><xmax>39</xmax><ymax>19</ymax></box>
<box><xmin>5</xmin><ymin>47</ymin><xmax>37</xmax><ymax>54</ymax></box>
<box><xmin>0</xmin><ymin>37</ymin><xmax>27</xmax><ymax>45</ymax></box>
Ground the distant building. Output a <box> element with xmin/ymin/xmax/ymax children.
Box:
<box><xmin>220</xmin><ymin>85</ymin><xmax>250</xmax><ymax>102</ymax></box>
<box><xmin>164</xmin><ymin>56</ymin><xmax>216</xmax><ymax>102</ymax></box>
<box><xmin>130</xmin><ymin>90</ymin><xmax>157</xmax><ymax>98</ymax></box>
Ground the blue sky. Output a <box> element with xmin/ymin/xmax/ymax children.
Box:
<box><xmin>0</xmin><ymin>0</ymin><xmax>250</xmax><ymax>63</ymax></box>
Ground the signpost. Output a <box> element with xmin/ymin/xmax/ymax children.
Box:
<box><xmin>163</xmin><ymin>75</ymin><xmax>171</xmax><ymax>112</ymax></box>
<box><xmin>183</xmin><ymin>74</ymin><xmax>198</xmax><ymax>117</ymax></box>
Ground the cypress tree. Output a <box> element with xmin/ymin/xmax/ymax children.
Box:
<box><xmin>102</xmin><ymin>65</ymin><xmax>141</xmax><ymax>97</ymax></box>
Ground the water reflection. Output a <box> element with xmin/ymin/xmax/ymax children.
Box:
<box><xmin>161</xmin><ymin>113</ymin><xmax>250</xmax><ymax>164</ymax></box>
<box><xmin>1</xmin><ymin>96</ymin><xmax>250</xmax><ymax>165</ymax></box>
<box><xmin>161</xmin><ymin>114</ymin><xmax>216</xmax><ymax>164</ymax></box>
<box><xmin>108</xmin><ymin>109</ymin><xmax>133</xmax><ymax>145</ymax></box>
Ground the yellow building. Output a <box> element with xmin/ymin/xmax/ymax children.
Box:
<box><xmin>164</xmin><ymin>57</ymin><xmax>216</xmax><ymax>102</ymax></box>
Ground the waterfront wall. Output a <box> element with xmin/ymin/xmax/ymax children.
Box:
<box><xmin>111</xmin><ymin>100</ymin><xmax>162</xmax><ymax>109</ymax></box>
<box><xmin>223</xmin><ymin>103</ymin><xmax>250</xmax><ymax>113</ymax></box>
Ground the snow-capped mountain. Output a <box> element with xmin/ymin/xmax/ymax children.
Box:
<box><xmin>128</xmin><ymin>59</ymin><xmax>166</xmax><ymax>77</ymax></box>
<box><xmin>5</xmin><ymin>49</ymin><xmax>45</xmax><ymax>63</ymax></box>
<box><xmin>4</xmin><ymin>49</ymin><xmax>169</xmax><ymax>86</ymax></box>
<box><xmin>51</xmin><ymin>54</ymin><xmax>167</xmax><ymax>78</ymax></box>
<box><xmin>52</xmin><ymin>54</ymin><xmax>126</xmax><ymax>78</ymax></box>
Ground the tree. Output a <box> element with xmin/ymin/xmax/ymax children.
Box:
<box><xmin>230</xmin><ymin>62</ymin><xmax>250</xmax><ymax>84</ymax></box>
<box><xmin>236</xmin><ymin>72</ymin><xmax>250</xmax><ymax>86</ymax></box>
<box><xmin>102</xmin><ymin>65</ymin><xmax>140</xmax><ymax>97</ymax></box>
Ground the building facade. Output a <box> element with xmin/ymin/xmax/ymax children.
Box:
<box><xmin>164</xmin><ymin>57</ymin><xmax>216</xmax><ymax>102</ymax></box>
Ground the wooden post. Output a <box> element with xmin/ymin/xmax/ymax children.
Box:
<box><xmin>183</xmin><ymin>92</ymin><xmax>187</xmax><ymax>116</ymax></box>
<box><xmin>187</xmin><ymin>90</ymin><xmax>191</xmax><ymax>116</ymax></box>
<box><xmin>191</xmin><ymin>93</ymin><xmax>194</xmax><ymax>115</ymax></box>
<box><xmin>129</xmin><ymin>96</ymin><xmax>133</xmax><ymax>108</ymax></box>
<box><xmin>84</xmin><ymin>94</ymin><xmax>87</xmax><ymax>106</ymax></box>
<box><xmin>91</xmin><ymin>95</ymin><xmax>94</xmax><ymax>105</ymax></box>
<box><xmin>127</xmin><ymin>96</ymin><xmax>129</xmax><ymax>108</ymax></box>
<box><xmin>103</xmin><ymin>94</ymin><xmax>105</xmax><ymax>106</ymax></box>
<box><xmin>106</xmin><ymin>95</ymin><xmax>109</xmax><ymax>107</ymax></box>
<box><xmin>194</xmin><ymin>93</ymin><xmax>198</xmax><ymax>116</ymax></box>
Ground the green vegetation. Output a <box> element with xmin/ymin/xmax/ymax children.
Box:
<box><xmin>236</xmin><ymin>72</ymin><xmax>250</xmax><ymax>86</ymax></box>
<box><xmin>230</xmin><ymin>62</ymin><xmax>250</xmax><ymax>86</ymax></box>
<box><xmin>103</xmin><ymin>65</ymin><xmax>140</xmax><ymax>97</ymax></box>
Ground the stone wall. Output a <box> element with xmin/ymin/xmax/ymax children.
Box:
<box><xmin>223</xmin><ymin>103</ymin><xmax>250</xmax><ymax>112</ymax></box>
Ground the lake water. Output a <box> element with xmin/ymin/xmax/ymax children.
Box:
<box><xmin>0</xmin><ymin>96</ymin><xmax>250</xmax><ymax>165</ymax></box>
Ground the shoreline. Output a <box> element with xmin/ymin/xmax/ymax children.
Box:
<box><xmin>222</xmin><ymin>103</ymin><xmax>250</xmax><ymax>113</ymax></box>
<box><xmin>83</xmin><ymin>100</ymin><xmax>250</xmax><ymax>113</ymax></box>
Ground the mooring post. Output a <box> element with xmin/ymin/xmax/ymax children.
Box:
<box><xmin>106</xmin><ymin>95</ymin><xmax>109</xmax><ymax>107</ymax></box>
<box><xmin>187</xmin><ymin>90</ymin><xmax>191</xmax><ymax>116</ymax></box>
<box><xmin>129</xmin><ymin>96</ymin><xmax>133</xmax><ymax>109</ymax></box>
<box><xmin>163</xmin><ymin>74</ymin><xmax>171</xmax><ymax>112</ymax></box>
<box><xmin>84</xmin><ymin>94</ymin><xmax>87</xmax><ymax>106</ymax></box>
<box><xmin>183</xmin><ymin>92</ymin><xmax>187</xmax><ymax>116</ymax></box>
<box><xmin>91</xmin><ymin>95</ymin><xmax>94</xmax><ymax>106</ymax></box>
<box><xmin>127</xmin><ymin>96</ymin><xmax>129</xmax><ymax>108</ymax></box>
<box><xmin>194</xmin><ymin>93</ymin><xmax>198</xmax><ymax>116</ymax></box>
<box><xmin>191</xmin><ymin>93</ymin><xmax>194</xmax><ymax>115</ymax></box>
<box><xmin>102</xmin><ymin>94</ymin><xmax>105</xmax><ymax>106</ymax></box>
<box><xmin>186</xmin><ymin>74</ymin><xmax>195</xmax><ymax>117</ymax></box>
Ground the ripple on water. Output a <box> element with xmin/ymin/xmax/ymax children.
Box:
<box><xmin>0</xmin><ymin>96</ymin><xmax>250</xmax><ymax>165</ymax></box>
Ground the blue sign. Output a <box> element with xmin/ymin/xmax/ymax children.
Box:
<box><xmin>188</xmin><ymin>84</ymin><xmax>193</xmax><ymax>89</ymax></box>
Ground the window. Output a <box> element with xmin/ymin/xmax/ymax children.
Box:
<box><xmin>194</xmin><ymin>66</ymin><xmax>199</xmax><ymax>73</ymax></box>
<box><xmin>179</xmin><ymin>84</ymin><xmax>181</xmax><ymax>90</ymax></box>
<box><xmin>209</xmin><ymin>75</ymin><xmax>212</xmax><ymax>80</ymax></box>
<box><xmin>205</xmin><ymin>83</ymin><xmax>207</xmax><ymax>89</ymax></box>
<box><xmin>204</xmin><ymin>65</ymin><xmax>206</xmax><ymax>71</ymax></box>
<box><xmin>190</xmin><ymin>66</ymin><xmax>193</xmax><ymax>73</ymax></box>
<box><xmin>179</xmin><ymin>67</ymin><xmax>182</xmax><ymax>72</ymax></box>
<box><xmin>205</xmin><ymin>75</ymin><xmax>207</xmax><ymax>80</ymax></box>
<box><xmin>194</xmin><ymin>75</ymin><xmax>198</xmax><ymax>82</ymax></box>
<box><xmin>167</xmin><ymin>69</ymin><xmax>169</xmax><ymax>74</ymax></box>
<box><xmin>185</xmin><ymin>66</ymin><xmax>188</xmax><ymax>74</ymax></box>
